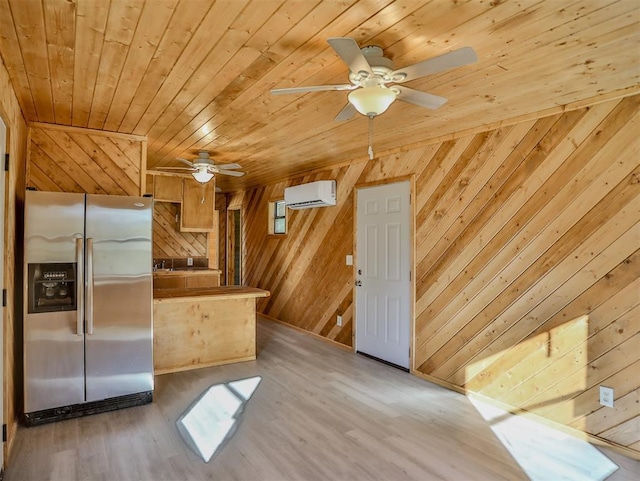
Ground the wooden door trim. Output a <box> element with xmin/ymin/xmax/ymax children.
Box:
<box><xmin>0</xmin><ymin>114</ymin><xmax>6</xmax><ymax>469</ymax></box>
<box><xmin>227</xmin><ymin>206</ymin><xmax>242</xmax><ymax>286</ymax></box>
<box><xmin>354</xmin><ymin>174</ymin><xmax>414</xmax><ymax>191</ymax></box>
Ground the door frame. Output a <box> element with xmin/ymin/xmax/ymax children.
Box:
<box><xmin>226</xmin><ymin>206</ymin><xmax>242</xmax><ymax>286</ymax></box>
<box><xmin>353</xmin><ymin>175</ymin><xmax>416</xmax><ymax>372</ymax></box>
<box><xmin>0</xmin><ymin>114</ymin><xmax>6</xmax><ymax>470</ymax></box>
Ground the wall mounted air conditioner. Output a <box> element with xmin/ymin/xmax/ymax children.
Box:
<box><xmin>284</xmin><ymin>180</ymin><xmax>337</xmax><ymax>209</ymax></box>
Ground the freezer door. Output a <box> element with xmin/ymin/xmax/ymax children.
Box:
<box><xmin>85</xmin><ymin>194</ymin><xmax>154</xmax><ymax>402</ymax></box>
<box><xmin>24</xmin><ymin>190</ymin><xmax>85</xmax><ymax>413</ymax></box>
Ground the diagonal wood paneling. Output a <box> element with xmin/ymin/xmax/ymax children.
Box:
<box><xmin>237</xmin><ymin>94</ymin><xmax>640</xmax><ymax>456</ymax></box>
<box><xmin>153</xmin><ymin>202</ymin><xmax>207</xmax><ymax>258</ymax></box>
<box><xmin>26</xmin><ymin>123</ymin><xmax>145</xmax><ymax>196</ymax></box>
<box><xmin>25</xmin><ymin>124</ymin><xmax>208</xmax><ymax>260</ymax></box>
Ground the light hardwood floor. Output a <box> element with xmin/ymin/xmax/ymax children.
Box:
<box><xmin>5</xmin><ymin>319</ymin><xmax>639</xmax><ymax>481</ymax></box>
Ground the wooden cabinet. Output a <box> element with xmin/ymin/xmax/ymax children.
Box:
<box><xmin>185</xmin><ymin>273</ymin><xmax>220</xmax><ymax>288</ymax></box>
<box><xmin>153</xmin><ymin>175</ymin><xmax>183</xmax><ymax>202</ymax></box>
<box><xmin>180</xmin><ymin>178</ymin><xmax>215</xmax><ymax>231</ymax></box>
<box><xmin>153</xmin><ymin>275</ymin><xmax>183</xmax><ymax>290</ymax></box>
<box><xmin>145</xmin><ymin>174</ymin><xmax>154</xmax><ymax>196</ymax></box>
<box><xmin>153</xmin><ymin>270</ymin><xmax>220</xmax><ymax>289</ymax></box>
<box><xmin>149</xmin><ymin>174</ymin><xmax>217</xmax><ymax>232</ymax></box>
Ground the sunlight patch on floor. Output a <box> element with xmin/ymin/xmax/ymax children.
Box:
<box><xmin>177</xmin><ymin>376</ymin><xmax>262</xmax><ymax>463</ymax></box>
<box><xmin>469</xmin><ymin>397</ymin><xmax>618</xmax><ymax>481</ymax></box>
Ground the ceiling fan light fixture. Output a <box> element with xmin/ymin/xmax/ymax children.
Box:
<box><xmin>192</xmin><ymin>170</ymin><xmax>214</xmax><ymax>184</ymax></box>
<box><xmin>348</xmin><ymin>86</ymin><xmax>396</xmax><ymax>117</ymax></box>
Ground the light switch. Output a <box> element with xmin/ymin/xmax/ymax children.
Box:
<box><xmin>346</xmin><ymin>255</ymin><xmax>353</xmax><ymax>266</ymax></box>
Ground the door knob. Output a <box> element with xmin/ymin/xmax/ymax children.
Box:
<box><xmin>357</xmin><ymin>269</ymin><xmax>362</xmax><ymax>275</ymax></box>
<box><xmin>355</xmin><ymin>280</ymin><xmax>362</xmax><ymax>287</ymax></box>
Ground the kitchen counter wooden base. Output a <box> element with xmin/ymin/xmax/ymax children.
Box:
<box><xmin>153</xmin><ymin>287</ymin><xmax>269</xmax><ymax>375</ymax></box>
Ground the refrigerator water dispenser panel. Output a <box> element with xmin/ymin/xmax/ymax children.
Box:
<box><xmin>28</xmin><ymin>262</ymin><xmax>77</xmax><ymax>314</ymax></box>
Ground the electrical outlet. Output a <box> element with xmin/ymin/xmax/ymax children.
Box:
<box><xmin>337</xmin><ymin>315</ymin><xmax>342</xmax><ymax>327</ymax></box>
<box><xmin>187</xmin><ymin>257</ymin><xmax>193</xmax><ymax>266</ymax></box>
<box><xmin>599</xmin><ymin>386</ymin><xmax>614</xmax><ymax>408</ymax></box>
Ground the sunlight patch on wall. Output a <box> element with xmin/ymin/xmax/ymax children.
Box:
<box><xmin>464</xmin><ymin>315</ymin><xmax>589</xmax><ymax>416</ymax></box>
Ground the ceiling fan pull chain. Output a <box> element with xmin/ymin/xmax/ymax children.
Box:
<box><xmin>368</xmin><ymin>115</ymin><xmax>374</xmax><ymax>160</ymax></box>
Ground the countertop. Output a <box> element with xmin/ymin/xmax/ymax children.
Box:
<box><xmin>153</xmin><ymin>286</ymin><xmax>270</xmax><ymax>302</ymax></box>
<box><xmin>153</xmin><ymin>268</ymin><xmax>222</xmax><ymax>276</ymax></box>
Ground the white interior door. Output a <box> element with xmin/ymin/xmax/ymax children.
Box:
<box><xmin>355</xmin><ymin>181</ymin><xmax>411</xmax><ymax>369</ymax></box>
<box><xmin>0</xmin><ymin>116</ymin><xmax>6</xmax><ymax>468</ymax></box>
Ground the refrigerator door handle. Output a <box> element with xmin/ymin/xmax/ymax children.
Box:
<box><xmin>76</xmin><ymin>237</ymin><xmax>84</xmax><ymax>336</ymax></box>
<box><xmin>86</xmin><ymin>237</ymin><xmax>94</xmax><ymax>335</ymax></box>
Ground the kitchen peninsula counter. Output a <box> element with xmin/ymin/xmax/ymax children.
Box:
<box><xmin>153</xmin><ymin>285</ymin><xmax>268</xmax><ymax>301</ymax></box>
<box><xmin>153</xmin><ymin>286</ymin><xmax>269</xmax><ymax>375</ymax></box>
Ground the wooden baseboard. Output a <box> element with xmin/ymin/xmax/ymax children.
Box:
<box><xmin>411</xmin><ymin>369</ymin><xmax>466</xmax><ymax>394</ymax></box>
<box><xmin>258</xmin><ymin>314</ymin><xmax>353</xmax><ymax>352</ymax></box>
<box><xmin>411</xmin><ymin>370</ymin><xmax>640</xmax><ymax>461</ymax></box>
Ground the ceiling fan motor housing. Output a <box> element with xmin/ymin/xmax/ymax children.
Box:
<box><xmin>349</xmin><ymin>45</ymin><xmax>396</xmax><ymax>84</ymax></box>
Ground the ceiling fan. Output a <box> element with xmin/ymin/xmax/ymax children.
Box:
<box><xmin>157</xmin><ymin>151</ymin><xmax>245</xmax><ymax>184</ymax></box>
<box><xmin>271</xmin><ymin>37</ymin><xmax>477</xmax><ymax>121</ymax></box>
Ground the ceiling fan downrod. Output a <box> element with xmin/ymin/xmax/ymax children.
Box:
<box><xmin>368</xmin><ymin>115</ymin><xmax>375</xmax><ymax>160</ymax></box>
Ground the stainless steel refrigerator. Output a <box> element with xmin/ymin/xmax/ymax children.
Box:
<box><xmin>23</xmin><ymin>190</ymin><xmax>154</xmax><ymax>425</ymax></box>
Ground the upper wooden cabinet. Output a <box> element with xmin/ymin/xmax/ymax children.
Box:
<box><xmin>180</xmin><ymin>178</ymin><xmax>215</xmax><ymax>232</ymax></box>
<box><xmin>154</xmin><ymin>175</ymin><xmax>183</xmax><ymax>202</ymax></box>
<box><xmin>144</xmin><ymin>174</ymin><xmax>154</xmax><ymax>196</ymax></box>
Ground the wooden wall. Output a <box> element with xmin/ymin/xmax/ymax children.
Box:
<box><xmin>26</xmin><ymin>123</ymin><xmax>145</xmax><ymax>195</ymax></box>
<box><xmin>236</xmin><ymin>173</ymin><xmax>355</xmax><ymax>346</ymax></box>
<box><xmin>26</xmin><ymin>126</ymin><xmax>212</xmax><ymax>261</ymax></box>
<box><xmin>153</xmin><ymin>202</ymin><xmax>207</xmax><ymax>258</ymax></box>
<box><xmin>238</xmin><ymin>94</ymin><xmax>640</xmax><ymax>456</ymax></box>
<box><xmin>0</xmin><ymin>55</ymin><xmax>28</xmax><ymax>465</ymax></box>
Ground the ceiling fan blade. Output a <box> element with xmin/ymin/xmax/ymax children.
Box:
<box><xmin>216</xmin><ymin>169</ymin><xmax>245</xmax><ymax>177</ymax></box>
<box><xmin>327</xmin><ymin>37</ymin><xmax>373</xmax><ymax>77</ymax></box>
<box><xmin>391</xmin><ymin>47</ymin><xmax>478</xmax><ymax>83</ymax></box>
<box><xmin>156</xmin><ymin>166</ymin><xmax>196</xmax><ymax>171</ymax></box>
<box><xmin>218</xmin><ymin>163</ymin><xmax>242</xmax><ymax>170</ymax></box>
<box><xmin>334</xmin><ymin>103</ymin><xmax>357</xmax><ymax>121</ymax></box>
<box><xmin>271</xmin><ymin>84</ymin><xmax>354</xmax><ymax>95</ymax></box>
<box><xmin>176</xmin><ymin>157</ymin><xmax>195</xmax><ymax>167</ymax></box>
<box><xmin>394</xmin><ymin>86</ymin><xmax>448</xmax><ymax>109</ymax></box>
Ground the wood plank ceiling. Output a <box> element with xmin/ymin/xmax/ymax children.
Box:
<box><xmin>0</xmin><ymin>0</ymin><xmax>638</xmax><ymax>191</ymax></box>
